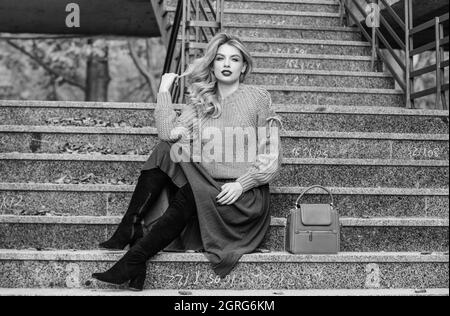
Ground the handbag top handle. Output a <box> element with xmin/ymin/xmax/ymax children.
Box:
<box><xmin>295</xmin><ymin>185</ymin><xmax>334</xmax><ymax>209</ymax></box>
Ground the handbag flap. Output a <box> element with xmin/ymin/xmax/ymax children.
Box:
<box><xmin>300</xmin><ymin>204</ymin><xmax>332</xmax><ymax>226</ymax></box>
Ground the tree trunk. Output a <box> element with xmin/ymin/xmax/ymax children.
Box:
<box><xmin>85</xmin><ymin>39</ymin><xmax>110</xmax><ymax>101</ymax></box>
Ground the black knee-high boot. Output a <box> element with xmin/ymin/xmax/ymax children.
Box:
<box><xmin>92</xmin><ymin>183</ymin><xmax>197</xmax><ymax>290</ymax></box>
<box><xmin>99</xmin><ymin>168</ymin><xmax>171</xmax><ymax>250</ymax></box>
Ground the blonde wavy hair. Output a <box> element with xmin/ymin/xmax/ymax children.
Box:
<box><xmin>179</xmin><ymin>32</ymin><xmax>253</xmax><ymax>119</ymax></box>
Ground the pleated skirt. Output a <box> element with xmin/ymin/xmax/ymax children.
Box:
<box><xmin>140</xmin><ymin>141</ymin><xmax>271</xmax><ymax>278</ymax></box>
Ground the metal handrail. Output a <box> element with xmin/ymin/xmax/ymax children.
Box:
<box><xmin>339</xmin><ymin>0</ymin><xmax>449</xmax><ymax>110</ymax></box>
<box><xmin>411</xmin><ymin>12</ymin><xmax>449</xmax><ymax>34</ymax></box>
<box><xmin>162</xmin><ymin>0</ymin><xmax>224</xmax><ymax>103</ymax></box>
<box><xmin>378</xmin><ymin>10</ymin><xmax>405</xmax><ymax>50</ymax></box>
<box><xmin>163</xmin><ymin>0</ymin><xmax>183</xmax><ymax>75</ymax></box>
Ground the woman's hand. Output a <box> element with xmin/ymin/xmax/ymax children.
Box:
<box><xmin>159</xmin><ymin>73</ymin><xmax>179</xmax><ymax>93</ymax></box>
<box><xmin>216</xmin><ymin>182</ymin><xmax>244</xmax><ymax>205</ymax></box>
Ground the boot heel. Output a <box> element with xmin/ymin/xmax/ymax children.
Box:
<box><xmin>129</xmin><ymin>270</ymin><xmax>146</xmax><ymax>291</ymax></box>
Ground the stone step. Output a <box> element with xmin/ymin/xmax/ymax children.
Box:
<box><xmin>0</xmin><ymin>183</ymin><xmax>448</xmax><ymax>218</ymax></box>
<box><xmin>46</xmin><ymin>84</ymin><xmax>404</xmax><ymax>107</ymax></box>
<box><xmin>0</xmin><ymin>215</ymin><xmax>281</xmax><ymax>252</ymax></box>
<box><xmin>0</xmin><ymin>154</ymin><xmax>448</xmax><ymax>189</ymax></box>
<box><xmin>251</xmin><ymin>52</ymin><xmax>382</xmax><ymax>72</ymax></box>
<box><xmin>276</xmin><ymin>105</ymin><xmax>449</xmax><ymax>134</ymax></box>
<box><xmin>1</xmin><ymin>126</ymin><xmax>448</xmax><ymax>160</ymax></box>
<box><xmin>1</xmin><ymin>101</ymin><xmax>448</xmax><ymax>134</ymax></box>
<box><xmin>0</xmin><ymin>216</ymin><xmax>448</xmax><ymax>252</ymax></box>
<box><xmin>0</xmin><ymin>250</ymin><xmax>447</xmax><ymax>290</ymax></box>
<box><xmin>224</xmin><ymin>23</ymin><xmax>363</xmax><ymax>41</ymax></box>
<box><xmin>1</xmin><ymin>287</ymin><xmax>448</xmax><ymax>296</ymax></box>
<box><xmin>2</xmin><ymin>287</ymin><xmax>448</xmax><ymax>296</ymax></box>
<box><xmin>167</xmin><ymin>7</ymin><xmax>343</xmax><ymax>26</ymax></box>
<box><xmin>247</xmin><ymin>69</ymin><xmax>395</xmax><ymax>89</ymax></box>
<box><xmin>263</xmin><ymin>85</ymin><xmax>404</xmax><ymax>106</ymax></box>
<box><xmin>181</xmin><ymin>37</ymin><xmax>373</xmax><ymax>56</ymax></box>
<box><xmin>166</xmin><ymin>0</ymin><xmax>341</xmax><ymax>13</ymax></box>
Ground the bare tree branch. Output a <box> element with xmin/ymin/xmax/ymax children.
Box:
<box><xmin>119</xmin><ymin>80</ymin><xmax>148</xmax><ymax>102</ymax></box>
<box><xmin>127</xmin><ymin>40</ymin><xmax>158</xmax><ymax>100</ymax></box>
<box><xmin>6</xmin><ymin>39</ymin><xmax>86</xmax><ymax>90</ymax></box>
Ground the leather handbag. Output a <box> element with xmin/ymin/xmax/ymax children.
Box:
<box><xmin>285</xmin><ymin>185</ymin><xmax>340</xmax><ymax>254</ymax></box>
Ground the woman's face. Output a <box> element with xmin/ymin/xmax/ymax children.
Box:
<box><xmin>212</xmin><ymin>43</ymin><xmax>246</xmax><ymax>84</ymax></box>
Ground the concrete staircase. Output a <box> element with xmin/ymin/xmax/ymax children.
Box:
<box><xmin>0</xmin><ymin>0</ymin><xmax>448</xmax><ymax>295</ymax></box>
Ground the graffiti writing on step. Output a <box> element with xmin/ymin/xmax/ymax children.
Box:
<box><xmin>408</xmin><ymin>146</ymin><xmax>444</xmax><ymax>159</ymax></box>
<box><xmin>291</xmin><ymin>147</ymin><xmax>329</xmax><ymax>159</ymax></box>
<box><xmin>365</xmin><ymin>263</ymin><xmax>381</xmax><ymax>289</ymax></box>
<box><xmin>162</xmin><ymin>267</ymin><xmax>324</xmax><ymax>288</ymax></box>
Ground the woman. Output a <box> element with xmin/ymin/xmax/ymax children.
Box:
<box><xmin>92</xmin><ymin>32</ymin><xmax>283</xmax><ymax>291</ymax></box>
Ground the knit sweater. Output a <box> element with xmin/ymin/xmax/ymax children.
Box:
<box><xmin>154</xmin><ymin>83</ymin><xmax>283</xmax><ymax>192</ymax></box>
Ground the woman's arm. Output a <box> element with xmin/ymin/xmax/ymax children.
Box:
<box><xmin>236</xmin><ymin>89</ymin><xmax>283</xmax><ymax>192</ymax></box>
<box><xmin>154</xmin><ymin>73</ymin><xmax>198</xmax><ymax>143</ymax></box>
<box><xmin>154</xmin><ymin>91</ymin><xmax>197</xmax><ymax>143</ymax></box>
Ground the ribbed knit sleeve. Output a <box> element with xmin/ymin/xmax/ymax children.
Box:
<box><xmin>236</xmin><ymin>89</ymin><xmax>283</xmax><ymax>192</ymax></box>
<box><xmin>155</xmin><ymin>91</ymin><xmax>198</xmax><ymax>143</ymax></box>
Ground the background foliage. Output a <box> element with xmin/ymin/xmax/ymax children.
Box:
<box><xmin>0</xmin><ymin>36</ymin><xmax>166</xmax><ymax>102</ymax></box>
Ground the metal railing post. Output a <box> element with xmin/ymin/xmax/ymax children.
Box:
<box><xmin>219</xmin><ymin>0</ymin><xmax>224</xmax><ymax>32</ymax></box>
<box><xmin>439</xmin><ymin>21</ymin><xmax>447</xmax><ymax>110</ymax></box>
<box><xmin>408</xmin><ymin>0</ymin><xmax>415</xmax><ymax>109</ymax></box>
<box><xmin>435</xmin><ymin>16</ymin><xmax>447</xmax><ymax>110</ymax></box>
<box><xmin>371</xmin><ymin>0</ymin><xmax>379</xmax><ymax>71</ymax></box>
<box><xmin>339</xmin><ymin>0</ymin><xmax>347</xmax><ymax>26</ymax></box>
<box><xmin>195</xmin><ymin>0</ymin><xmax>200</xmax><ymax>60</ymax></box>
<box><xmin>404</xmin><ymin>0</ymin><xmax>413</xmax><ymax>108</ymax></box>
<box><xmin>435</xmin><ymin>17</ymin><xmax>442</xmax><ymax>109</ymax></box>
<box><xmin>179</xmin><ymin>0</ymin><xmax>187</xmax><ymax>103</ymax></box>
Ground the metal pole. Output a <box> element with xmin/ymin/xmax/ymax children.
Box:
<box><xmin>195</xmin><ymin>0</ymin><xmax>200</xmax><ymax>60</ymax></box>
<box><xmin>339</xmin><ymin>0</ymin><xmax>347</xmax><ymax>26</ymax></box>
<box><xmin>439</xmin><ymin>22</ymin><xmax>447</xmax><ymax>110</ymax></box>
<box><xmin>435</xmin><ymin>17</ymin><xmax>442</xmax><ymax>109</ymax></box>
<box><xmin>404</xmin><ymin>0</ymin><xmax>413</xmax><ymax>108</ymax></box>
<box><xmin>179</xmin><ymin>0</ymin><xmax>187</xmax><ymax>103</ymax></box>
<box><xmin>371</xmin><ymin>25</ymin><xmax>376</xmax><ymax>71</ymax></box>
<box><xmin>408</xmin><ymin>0</ymin><xmax>414</xmax><ymax>109</ymax></box>
<box><xmin>371</xmin><ymin>0</ymin><xmax>379</xmax><ymax>71</ymax></box>
<box><xmin>219</xmin><ymin>0</ymin><xmax>224</xmax><ymax>32</ymax></box>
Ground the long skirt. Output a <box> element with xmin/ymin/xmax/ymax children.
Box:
<box><xmin>140</xmin><ymin>141</ymin><xmax>271</xmax><ymax>278</ymax></box>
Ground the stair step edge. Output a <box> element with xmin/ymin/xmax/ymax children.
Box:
<box><xmin>0</xmin><ymin>288</ymin><xmax>448</xmax><ymax>296</ymax></box>
<box><xmin>0</xmin><ymin>183</ymin><xmax>448</xmax><ymax>196</ymax></box>
<box><xmin>179</xmin><ymin>36</ymin><xmax>372</xmax><ymax>46</ymax></box>
<box><xmin>0</xmin><ymin>215</ymin><xmax>448</xmax><ymax>227</ymax></box>
<box><xmin>2</xmin><ymin>100</ymin><xmax>448</xmax><ymax>117</ymax></box>
<box><xmin>1</xmin><ymin>125</ymin><xmax>448</xmax><ymax>141</ymax></box>
<box><xmin>252</xmin><ymin>68</ymin><xmax>394</xmax><ymax>76</ymax></box>
<box><xmin>0</xmin><ymin>250</ymin><xmax>448</xmax><ymax>263</ymax></box>
<box><xmin>224</xmin><ymin>22</ymin><xmax>359</xmax><ymax>32</ymax></box>
<box><xmin>1</xmin><ymin>153</ymin><xmax>448</xmax><ymax>167</ymax></box>
<box><xmin>166</xmin><ymin>7</ymin><xmax>342</xmax><ymax>17</ymax></box>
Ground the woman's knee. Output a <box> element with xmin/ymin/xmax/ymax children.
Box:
<box><xmin>148</xmin><ymin>141</ymin><xmax>173</xmax><ymax>162</ymax></box>
<box><xmin>154</xmin><ymin>141</ymin><xmax>172</xmax><ymax>153</ymax></box>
